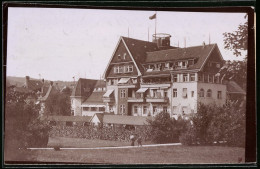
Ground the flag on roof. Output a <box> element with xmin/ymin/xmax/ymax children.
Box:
<box><xmin>149</xmin><ymin>13</ymin><xmax>156</xmax><ymax>20</ymax></box>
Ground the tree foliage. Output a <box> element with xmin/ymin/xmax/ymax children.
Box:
<box><xmin>45</xmin><ymin>92</ymin><xmax>71</xmax><ymax>116</ymax></box>
<box><xmin>5</xmin><ymin>87</ymin><xmax>50</xmax><ymax>152</ymax></box>
<box><xmin>180</xmin><ymin>102</ymin><xmax>246</xmax><ymax>147</ymax></box>
<box><xmin>148</xmin><ymin>111</ymin><xmax>188</xmax><ymax>144</ymax></box>
<box><xmin>223</xmin><ymin>14</ymin><xmax>248</xmax><ymax>57</ymax></box>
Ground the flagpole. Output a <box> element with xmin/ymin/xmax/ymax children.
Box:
<box><xmin>155</xmin><ymin>11</ymin><xmax>157</xmax><ymax>39</ymax></box>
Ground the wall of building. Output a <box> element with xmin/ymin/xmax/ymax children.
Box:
<box><xmin>71</xmin><ymin>97</ymin><xmax>82</xmax><ymax>116</ymax></box>
<box><xmin>171</xmin><ymin>82</ymin><xmax>198</xmax><ymax>115</ymax></box>
<box><xmin>197</xmin><ymin>82</ymin><xmax>226</xmax><ymax>107</ymax></box>
<box><xmin>106</xmin><ymin>85</ymin><xmax>118</xmax><ymax>114</ymax></box>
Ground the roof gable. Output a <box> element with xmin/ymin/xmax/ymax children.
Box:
<box><xmin>71</xmin><ymin>78</ymin><xmax>97</xmax><ymax>97</ymax></box>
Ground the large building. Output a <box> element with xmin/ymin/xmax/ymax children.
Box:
<box><xmin>102</xmin><ymin>34</ymin><xmax>228</xmax><ymax>118</ymax></box>
<box><xmin>71</xmin><ymin>33</ymin><xmax>245</xmax><ymax>121</ymax></box>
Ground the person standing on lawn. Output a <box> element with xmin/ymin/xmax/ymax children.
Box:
<box><xmin>130</xmin><ymin>134</ymin><xmax>135</xmax><ymax>146</ymax></box>
<box><xmin>137</xmin><ymin>136</ymin><xmax>142</xmax><ymax>147</ymax></box>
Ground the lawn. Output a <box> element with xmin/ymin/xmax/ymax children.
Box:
<box><xmin>5</xmin><ymin>137</ymin><xmax>245</xmax><ymax>164</ymax></box>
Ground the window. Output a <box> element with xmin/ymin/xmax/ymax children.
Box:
<box><xmin>191</xmin><ymin>91</ymin><xmax>194</xmax><ymax>97</ymax></box>
<box><xmin>198</xmin><ymin>74</ymin><xmax>202</xmax><ymax>82</ymax></box>
<box><xmin>114</xmin><ymin>66</ymin><xmax>120</xmax><ymax>73</ymax></box>
<box><xmin>120</xmin><ymin>104</ymin><xmax>126</xmax><ymax>114</ymax></box>
<box><xmin>164</xmin><ymin>90</ymin><xmax>168</xmax><ymax>97</ymax></box>
<box><xmin>163</xmin><ymin>106</ymin><xmax>167</xmax><ymax>113</ymax></box>
<box><xmin>209</xmin><ymin>75</ymin><xmax>213</xmax><ymax>83</ymax></box>
<box><xmin>123</xmin><ymin>53</ymin><xmax>127</xmax><ymax>60</ymax></box>
<box><xmin>143</xmin><ymin>106</ymin><xmax>148</xmax><ymax>115</ymax></box>
<box><xmin>190</xmin><ymin>73</ymin><xmax>195</xmax><ymax>81</ymax></box>
<box><xmin>183</xmin><ymin>74</ymin><xmax>188</xmax><ymax>82</ymax></box>
<box><xmin>173</xmin><ymin>74</ymin><xmax>178</xmax><ymax>82</ymax></box>
<box><xmin>217</xmin><ymin>91</ymin><xmax>222</xmax><ymax>99</ymax></box>
<box><xmin>91</xmin><ymin>107</ymin><xmax>97</xmax><ymax>111</ymax></box>
<box><xmin>83</xmin><ymin>107</ymin><xmax>90</xmax><ymax>111</ymax></box>
<box><xmin>215</xmin><ymin>76</ymin><xmax>220</xmax><ymax>83</ymax></box>
<box><xmin>119</xmin><ymin>66</ymin><xmax>124</xmax><ymax>73</ymax></box>
<box><xmin>153</xmin><ymin>106</ymin><xmax>157</xmax><ymax>115</ymax></box>
<box><xmin>204</xmin><ymin>74</ymin><xmax>208</xmax><ymax>83</ymax></box>
<box><xmin>199</xmin><ymin>89</ymin><xmax>205</xmax><ymax>97</ymax></box>
<box><xmin>173</xmin><ymin>89</ymin><xmax>177</xmax><ymax>97</ymax></box>
<box><xmin>182</xmin><ymin>88</ymin><xmax>187</xmax><ymax>98</ymax></box>
<box><xmin>207</xmin><ymin>89</ymin><xmax>212</xmax><ymax>97</ymax></box>
<box><xmin>133</xmin><ymin>106</ymin><xmax>138</xmax><ymax>114</ymax></box>
<box><xmin>118</xmin><ymin>54</ymin><xmax>121</xmax><ymax>60</ymax></box>
<box><xmin>182</xmin><ymin>61</ymin><xmax>187</xmax><ymax>68</ymax></box>
<box><xmin>120</xmin><ymin>89</ymin><xmax>126</xmax><ymax>98</ymax></box>
<box><xmin>99</xmin><ymin>107</ymin><xmax>105</xmax><ymax>111</ymax></box>
<box><xmin>182</xmin><ymin>106</ymin><xmax>187</xmax><ymax>115</ymax></box>
<box><xmin>128</xmin><ymin>65</ymin><xmax>133</xmax><ymax>72</ymax></box>
<box><xmin>172</xmin><ymin>106</ymin><xmax>177</xmax><ymax>115</ymax></box>
<box><xmin>188</xmin><ymin>59</ymin><xmax>194</xmax><ymax>66</ymax></box>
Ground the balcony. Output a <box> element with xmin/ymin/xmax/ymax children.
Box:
<box><xmin>102</xmin><ymin>97</ymin><xmax>115</xmax><ymax>103</ymax></box>
<box><xmin>127</xmin><ymin>96</ymin><xmax>145</xmax><ymax>103</ymax></box>
<box><xmin>146</xmin><ymin>96</ymin><xmax>169</xmax><ymax>103</ymax></box>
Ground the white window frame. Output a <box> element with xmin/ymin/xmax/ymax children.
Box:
<box><xmin>133</xmin><ymin>106</ymin><xmax>138</xmax><ymax>115</ymax></box>
<box><xmin>199</xmin><ymin>89</ymin><xmax>205</xmax><ymax>97</ymax></box>
<box><xmin>120</xmin><ymin>89</ymin><xmax>126</xmax><ymax>98</ymax></box>
<box><xmin>182</xmin><ymin>88</ymin><xmax>188</xmax><ymax>98</ymax></box>
<box><xmin>120</xmin><ymin>104</ymin><xmax>126</xmax><ymax>114</ymax></box>
<box><xmin>143</xmin><ymin>106</ymin><xmax>148</xmax><ymax>115</ymax></box>
<box><xmin>207</xmin><ymin>89</ymin><xmax>212</xmax><ymax>97</ymax></box>
<box><xmin>173</xmin><ymin>89</ymin><xmax>177</xmax><ymax>97</ymax></box>
<box><xmin>190</xmin><ymin>73</ymin><xmax>195</xmax><ymax>81</ymax></box>
<box><xmin>183</xmin><ymin>74</ymin><xmax>188</xmax><ymax>82</ymax></box>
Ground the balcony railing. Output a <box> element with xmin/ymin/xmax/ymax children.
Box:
<box><xmin>102</xmin><ymin>97</ymin><xmax>115</xmax><ymax>103</ymax></box>
<box><xmin>127</xmin><ymin>96</ymin><xmax>145</xmax><ymax>102</ymax></box>
<box><xmin>146</xmin><ymin>96</ymin><xmax>169</xmax><ymax>103</ymax></box>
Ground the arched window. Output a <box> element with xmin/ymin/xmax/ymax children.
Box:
<box><xmin>199</xmin><ymin>89</ymin><xmax>204</xmax><ymax>97</ymax></box>
<box><xmin>207</xmin><ymin>89</ymin><xmax>212</xmax><ymax>97</ymax></box>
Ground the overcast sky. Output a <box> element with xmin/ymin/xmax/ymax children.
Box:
<box><xmin>7</xmin><ymin>8</ymin><xmax>247</xmax><ymax>81</ymax></box>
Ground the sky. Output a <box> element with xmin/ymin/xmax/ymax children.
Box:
<box><xmin>6</xmin><ymin>8</ymin><xmax>247</xmax><ymax>81</ymax></box>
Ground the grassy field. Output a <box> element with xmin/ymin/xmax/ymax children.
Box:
<box><xmin>5</xmin><ymin>137</ymin><xmax>245</xmax><ymax>164</ymax></box>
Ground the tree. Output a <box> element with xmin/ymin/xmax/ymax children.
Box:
<box><xmin>148</xmin><ymin>111</ymin><xmax>188</xmax><ymax>144</ymax></box>
<box><xmin>180</xmin><ymin>102</ymin><xmax>246</xmax><ymax>147</ymax></box>
<box><xmin>223</xmin><ymin>14</ymin><xmax>248</xmax><ymax>57</ymax></box>
<box><xmin>5</xmin><ymin>87</ymin><xmax>50</xmax><ymax>160</ymax></box>
<box><xmin>45</xmin><ymin>93</ymin><xmax>71</xmax><ymax>116</ymax></box>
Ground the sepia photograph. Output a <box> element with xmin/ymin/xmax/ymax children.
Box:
<box><xmin>3</xmin><ymin>4</ymin><xmax>255</xmax><ymax>165</ymax></box>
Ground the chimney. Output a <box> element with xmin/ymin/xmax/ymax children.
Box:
<box><xmin>42</xmin><ymin>78</ymin><xmax>44</xmax><ymax>83</ymax></box>
<box><xmin>152</xmin><ymin>33</ymin><xmax>171</xmax><ymax>48</ymax></box>
<box><xmin>50</xmin><ymin>81</ymin><xmax>53</xmax><ymax>86</ymax></box>
<box><xmin>25</xmin><ymin>76</ymin><xmax>30</xmax><ymax>88</ymax></box>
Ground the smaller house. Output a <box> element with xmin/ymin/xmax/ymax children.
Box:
<box><xmin>81</xmin><ymin>80</ymin><xmax>106</xmax><ymax>116</ymax></box>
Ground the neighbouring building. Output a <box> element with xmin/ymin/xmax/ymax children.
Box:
<box><xmin>70</xmin><ymin>78</ymin><xmax>105</xmax><ymax>116</ymax></box>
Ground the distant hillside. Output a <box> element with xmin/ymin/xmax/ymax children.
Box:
<box><xmin>6</xmin><ymin>76</ymin><xmax>75</xmax><ymax>89</ymax></box>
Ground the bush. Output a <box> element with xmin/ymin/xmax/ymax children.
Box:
<box><xmin>180</xmin><ymin>102</ymin><xmax>246</xmax><ymax>147</ymax></box>
<box><xmin>148</xmin><ymin>111</ymin><xmax>188</xmax><ymax>144</ymax></box>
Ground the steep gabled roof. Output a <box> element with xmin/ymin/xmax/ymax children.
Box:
<box><xmin>225</xmin><ymin>80</ymin><xmax>246</xmax><ymax>95</ymax></box>
<box><xmin>145</xmin><ymin>44</ymin><xmax>216</xmax><ymax>71</ymax></box>
<box><xmin>71</xmin><ymin>78</ymin><xmax>97</xmax><ymax>97</ymax></box>
<box><xmin>82</xmin><ymin>91</ymin><xmax>106</xmax><ymax>105</ymax></box>
<box><xmin>122</xmin><ymin>36</ymin><xmax>176</xmax><ymax>73</ymax></box>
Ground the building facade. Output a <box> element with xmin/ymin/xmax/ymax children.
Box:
<box><xmin>102</xmin><ymin>34</ymin><xmax>227</xmax><ymax>118</ymax></box>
